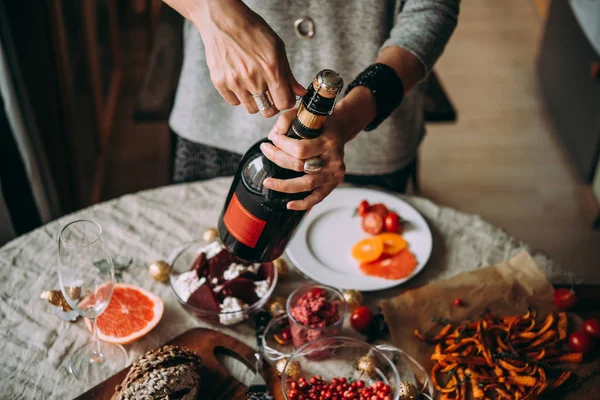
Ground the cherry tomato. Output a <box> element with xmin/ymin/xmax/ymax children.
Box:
<box><xmin>350</xmin><ymin>306</ymin><xmax>374</xmax><ymax>332</ymax></box>
<box><xmin>454</xmin><ymin>298</ymin><xmax>463</xmax><ymax>307</ymax></box>
<box><xmin>369</xmin><ymin>203</ymin><xmax>389</xmax><ymax>218</ymax></box>
<box><xmin>384</xmin><ymin>212</ymin><xmax>400</xmax><ymax>232</ymax></box>
<box><xmin>584</xmin><ymin>319</ymin><xmax>600</xmax><ymax>340</ymax></box>
<box><xmin>362</xmin><ymin>212</ymin><xmax>384</xmax><ymax>235</ymax></box>
<box><xmin>569</xmin><ymin>331</ymin><xmax>593</xmax><ymax>354</ymax></box>
<box><xmin>281</xmin><ymin>327</ymin><xmax>292</xmax><ymax>341</ymax></box>
<box><xmin>357</xmin><ymin>200</ymin><xmax>370</xmax><ymax>217</ymax></box>
<box><xmin>553</xmin><ymin>288</ymin><xmax>577</xmax><ymax>310</ymax></box>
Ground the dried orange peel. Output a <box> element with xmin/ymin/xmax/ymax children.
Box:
<box><xmin>415</xmin><ymin>310</ymin><xmax>582</xmax><ymax>399</ymax></box>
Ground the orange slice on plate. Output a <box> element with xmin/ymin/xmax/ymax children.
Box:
<box><xmin>83</xmin><ymin>283</ymin><xmax>164</xmax><ymax>344</ymax></box>
<box><xmin>359</xmin><ymin>249</ymin><xmax>418</xmax><ymax>280</ymax></box>
<box><xmin>376</xmin><ymin>233</ymin><xmax>407</xmax><ymax>255</ymax></box>
<box><xmin>351</xmin><ymin>237</ymin><xmax>384</xmax><ymax>263</ymax></box>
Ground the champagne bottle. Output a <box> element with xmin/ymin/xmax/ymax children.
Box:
<box><xmin>217</xmin><ymin>69</ymin><xmax>343</xmax><ymax>262</ymax></box>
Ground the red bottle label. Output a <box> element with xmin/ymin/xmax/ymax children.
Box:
<box><xmin>223</xmin><ymin>193</ymin><xmax>266</xmax><ymax>248</ymax></box>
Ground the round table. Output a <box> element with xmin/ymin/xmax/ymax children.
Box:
<box><xmin>0</xmin><ymin>177</ymin><xmax>578</xmax><ymax>399</ymax></box>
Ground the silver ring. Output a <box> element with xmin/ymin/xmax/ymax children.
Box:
<box><xmin>252</xmin><ymin>90</ymin><xmax>274</xmax><ymax>111</ymax></box>
<box><xmin>303</xmin><ymin>157</ymin><xmax>324</xmax><ymax>173</ymax></box>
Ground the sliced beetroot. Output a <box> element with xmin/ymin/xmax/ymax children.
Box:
<box><xmin>191</xmin><ymin>252</ymin><xmax>208</xmax><ymax>278</ymax></box>
<box><xmin>208</xmin><ymin>249</ymin><xmax>233</xmax><ymax>280</ymax></box>
<box><xmin>256</xmin><ymin>262</ymin><xmax>274</xmax><ymax>281</ymax></box>
<box><xmin>187</xmin><ymin>285</ymin><xmax>221</xmax><ymax>312</ymax></box>
<box><xmin>220</xmin><ymin>278</ymin><xmax>259</xmax><ymax>305</ymax></box>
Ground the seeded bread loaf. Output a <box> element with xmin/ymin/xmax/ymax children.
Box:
<box><xmin>112</xmin><ymin>345</ymin><xmax>203</xmax><ymax>400</ymax></box>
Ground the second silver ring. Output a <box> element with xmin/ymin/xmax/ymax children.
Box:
<box><xmin>303</xmin><ymin>157</ymin><xmax>325</xmax><ymax>173</ymax></box>
<box><xmin>252</xmin><ymin>90</ymin><xmax>274</xmax><ymax>111</ymax></box>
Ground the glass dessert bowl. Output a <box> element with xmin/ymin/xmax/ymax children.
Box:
<box><xmin>169</xmin><ymin>240</ymin><xmax>277</xmax><ymax>326</ymax></box>
<box><xmin>280</xmin><ymin>336</ymin><xmax>433</xmax><ymax>400</ymax></box>
<box><xmin>286</xmin><ymin>284</ymin><xmax>347</xmax><ymax>349</ymax></box>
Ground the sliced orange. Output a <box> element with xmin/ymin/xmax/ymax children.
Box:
<box><xmin>83</xmin><ymin>283</ymin><xmax>164</xmax><ymax>344</ymax></box>
<box><xmin>376</xmin><ymin>233</ymin><xmax>407</xmax><ymax>255</ymax></box>
<box><xmin>360</xmin><ymin>249</ymin><xmax>418</xmax><ymax>280</ymax></box>
<box><xmin>351</xmin><ymin>237</ymin><xmax>384</xmax><ymax>263</ymax></box>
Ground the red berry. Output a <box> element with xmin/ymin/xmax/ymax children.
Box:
<box><xmin>454</xmin><ymin>298</ymin><xmax>463</xmax><ymax>307</ymax></box>
<box><xmin>553</xmin><ymin>288</ymin><xmax>577</xmax><ymax>310</ymax></box>
<box><xmin>584</xmin><ymin>318</ymin><xmax>600</xmax><ymax>339</ymax></box>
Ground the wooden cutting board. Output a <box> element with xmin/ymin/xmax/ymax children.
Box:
<box><xmin>75</xmin><ymin>328</ymin><xmax>284</xmax><ymax>400</ymax></box>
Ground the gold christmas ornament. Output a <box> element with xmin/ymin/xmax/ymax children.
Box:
<box><xmin>202</xmin><ymin>228</ymin><xmax>219</xmax><ymax>243</ymax></box>
<box><xmin>67</xmin><ymin>286</ymin><xmax>81</xmax><ymax>299</ymax></box>
<box><xmin>342</xmin><ymin>289</ymin><xmax>363</xmax><ymax>311</ymax></box>
<box><xmin>357</xmin><ymin>355</ymin><xmax>376</xmax><ymax>377</ymax></box>
<box><xmin>397</xmin><ymin>381</ymin><xmax>418</xmax><ymax>400</ymax></box>
<box><xmin>276</xmin><ymin>358</ymin><xmax>301</xmax><ymax>379</ymax></box>
<box><xmin>149</xmin><ymin>260</ymin><xmax>170</xmax><ymax>282</ymax></box>
<box><xmin>40</xmin><ymin>289</ymin><xmax>73</xmax><ymax>311</ymax></box>
<box><xmin>275</xmin><ymin>358</ymin><xmax>288</xmax><ymax>376</ymax></box>
<box><xmin>273</xmin><ymin>258</ymin><xmax>289</xmax><ymax>277</ymax></box>
<box><xmin>268</xmin><ymin>296</ymin><xmax>287</xmax><ymax>318</ymax></box>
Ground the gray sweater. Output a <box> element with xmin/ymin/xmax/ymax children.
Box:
<box><xmin>169</xmin><ymin>0</ymin><xmax>459</xmax><ymax>175</ymax></box>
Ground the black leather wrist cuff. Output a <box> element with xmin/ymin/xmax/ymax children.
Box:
<box><xmin>344</xmin><ymin>63</ymin><xmax>405</xmax><ymax>131</ymax></box>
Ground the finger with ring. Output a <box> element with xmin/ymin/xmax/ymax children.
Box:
<box><xmin>252</xmin><ymin>90</ymin><xmax>274</xmax><ymax>111</ymax></box>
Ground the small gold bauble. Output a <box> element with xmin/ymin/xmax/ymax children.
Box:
<box><xmin>343</xmin><ymin>289</ymin><xmax>363</xmax><ymax>311</ymax></box>
<box><xmin>268</xmin><ymin>296</ymin><xmax>287</xmax><ymax>318</ymax></box>
<box><xmin>149</xmin><ymin>260</ymin><xmax>170</xmax><ymax>282</ymax></box>
<box><xmin>275</xmin><ymin>358</ymin><xmax>288</xmax><ymax>376</ymax></box>
<box><xmin>202</xmin><ymin>228</ymin><xmax>219</xmax><ymax>243</ymax></box>
<box><xmin>397</xmin><ymin>381</ymin><xmax>418</xmax><ymax>400</ymax></box>
<box><xmin>357</xmin><ymin>355</ymin><xmax>377</xmax><ymax>377</ymax></box>
<box><xmin>273</xmin><ymin>258</ymin><xmax>289</xmax><ymax>277</ymax></box>
<box><xmin>276</xmin><ymin>359</ymin><xmax>301</xmax><ymax>379</ymax></box>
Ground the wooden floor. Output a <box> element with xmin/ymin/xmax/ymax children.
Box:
<box><xmin>103</xmin><ymin>0</ymin><xmax>600</xmax><ymax>279</ymax></box>
<box><xmin>421</xmin><ymin>0</ymin><xmax>600</xmax><ymax>279</ymax></box>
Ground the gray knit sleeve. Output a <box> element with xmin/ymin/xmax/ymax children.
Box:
<box><xmin>380</xmin><ymin>0</ymin><xmax>460</xmax><ymax>74</ymax></box>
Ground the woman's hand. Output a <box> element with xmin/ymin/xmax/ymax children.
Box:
<box><xmin>259</xmin><ymin>87</ymin><xmax>377</xmax><ymax>210</ymax></box>
<box><xmin>188</xmin><ymin>0</ymin><xmax>306</xmax><ymax>117</ymax></box>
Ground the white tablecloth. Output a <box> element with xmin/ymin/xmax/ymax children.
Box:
<box><xmin>0</xmin><ymin>178</ymin><xmax>578</xmax><ymax>399</ymax></box>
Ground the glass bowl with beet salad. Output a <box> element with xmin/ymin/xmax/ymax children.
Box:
<box><xmin>286</xmin><ymin>284</ymin><xmax>347</xmax><ymax>349</ymax></box>
<box><xmin>169</xmin><ymin>240</ymin><xmax>277</xmax><ymax>325</ymax></box>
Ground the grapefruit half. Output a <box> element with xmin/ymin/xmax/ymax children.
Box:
<box><xmin>83</xmin><ymin>283</ymin><xmax>164</xmax><ymax>344</ymax></box>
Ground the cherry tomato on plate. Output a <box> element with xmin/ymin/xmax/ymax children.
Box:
<box><xmin>454</xmin><ymin>298</ymin><xmax>464</xmax><ymax>307</ymax></box>
<box><xmin>369</xmin><ymin>203</ymin><xmax>389</xmax><ymax>218</ymax></box>
<box><xmin>357</xmin><ymin>200</ymin><xmax>370</xmax><ymax>217</ymax></box>
<box><xmin>569</xmin><ymin>331</ymin><xmax>593</xmax><ymax>354</ymax></box>
<box><xmin>384</xmin><ymin>212</ymin><xmax>401</xmax><ymax>233</ymax></box>
<box><xmin>350</xmin><ymin>306</ymin><xmax>374</xmax><ymax>332</ymax></box>
<box><xmin>553</xmin><ymin>288</ymin><xmax>577</xmax><ymax>310</ymax></box>
<box><xmin>583</xmin><ymin>319</ymin><xmax>600</xmax><ymax>340</ymax></box>
<box><xmin>362</xmin><ymin>212</ymin><xmax>384</xmax><ymax>235</ymax></box>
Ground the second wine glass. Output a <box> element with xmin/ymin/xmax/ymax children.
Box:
<box><xmin>57</xmin><ymin>219</ymin><xmax>127</xmax><ymax>381</ymax></box>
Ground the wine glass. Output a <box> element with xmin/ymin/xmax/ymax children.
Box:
<box><xmin>57</xmin><ymin>220</ymin><xmax>127</xmax><ymax>380</ymax></box>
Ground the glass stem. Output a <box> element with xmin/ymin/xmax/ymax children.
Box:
<box><xmin>90</xmin><ymin>318</ymin><xmax>104</xmax><ymax>363</ymax></box>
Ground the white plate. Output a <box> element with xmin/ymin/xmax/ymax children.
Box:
<box><xmin>286</xmin><ymin>187</ymin><xmax>433</xmax><ymax>292</ymax></box>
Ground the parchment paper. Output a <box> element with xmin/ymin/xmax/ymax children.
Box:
<box><xmin>380</xmin><ymin>251</ymin><xmax>598</xmax><ymax>399</ymax></box>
